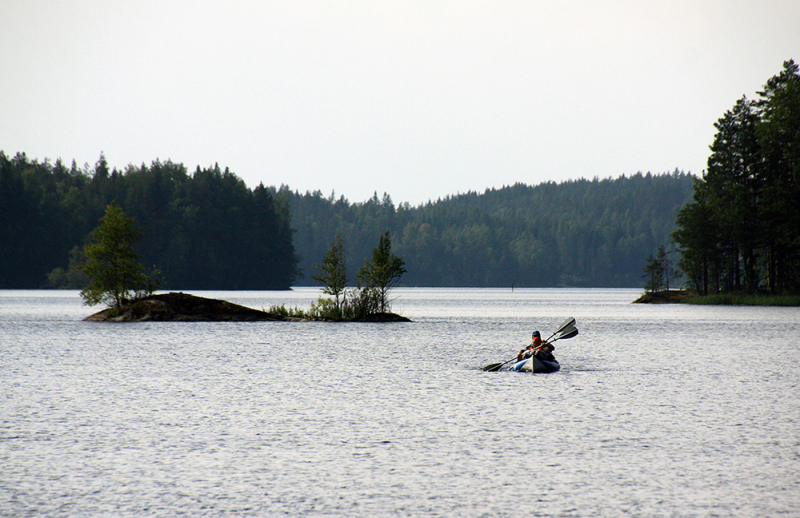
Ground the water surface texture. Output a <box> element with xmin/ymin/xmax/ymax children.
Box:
<box><xmin>2</xmin><ymin>288</ymin><xmax>799</xmax><ymax>516</ymax></box>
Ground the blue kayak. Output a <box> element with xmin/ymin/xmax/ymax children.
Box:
<box><xmin>511</xmin><ymin>356</ymin><xmax>560</xmax><ymax>373</ymax></box>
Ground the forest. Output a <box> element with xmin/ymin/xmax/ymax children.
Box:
<box><xmin>286</xmin><ymin>171</ymin><xmax>694</xmax><ymax>288</ymax></box>
<box><xmin>2</xmin><ymin>149</ymin><xmax>693</xmax><ymax>290</ymax></box>
<box><xmin>0</xmin><ymin>153</ymin><xmax>298</xmax><ymax>290</ymax></box>
<box><xmin>6</xmin><ymin>64</ymin><xmax>797</xmax><ymax>295</ymax></box>
<box><xmin>673</xmin><ymin>60</ymin><xmax>800</xmax><ymax>295</ymax></box>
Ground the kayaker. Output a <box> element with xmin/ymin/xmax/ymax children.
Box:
<box><xmin>534</xmin><ymin>343</ymin><xmax>557</xmax><ymax>362</ymax></box>
<box><xmin>517</xmin><ymin>331</ymin><xmax>544</xmax><ymax>361</ymax></box>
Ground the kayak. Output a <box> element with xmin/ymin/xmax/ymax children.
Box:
<box><xmin>511</xmin><ymin>356</ymin><xmax>560</xmax><ymax>373</ymax></box>
<box><xmin>483</xmin><ymin>317</ymin><xmax>578</xmax><ymax>373</ymax></box>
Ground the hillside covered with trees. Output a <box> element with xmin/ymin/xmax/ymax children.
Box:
<box><xmin>3</xmin><ymin>151</ymin><xmax>692</xmax><ymax>290</ymax></box>
<box><xmin>287</xmin><ymin>171</ymin><xmax>694</xmax><ymax>287</ymax></box>
<box><xmin>8</xmin><ymin>64</ymin><xmax>795</xmax><ymax>293</ymax></box>
<box><xmin>0</xmin><ymin>153</ymin><xmax>298</xmax><ymax>289</ymax></box>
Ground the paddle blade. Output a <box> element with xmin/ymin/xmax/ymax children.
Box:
<box><xmin>554</xmin><ymin>317</ymin><xmax>576</xmax><ymax>334</ymax></box>
<box><xmin>545</xmin><ymin>317</ymin><xmax>576</xmax><ymax>341</ymax></box>
<box><xmin>556</xmin><ymin>327</ymin><xmax>578</xmax><ymax>340</ymax></box>
<box><xmin>484</xmin><ymin>356</ymin><xmax>518</xmax><ymax>371</ymax></box>
<box><xmin>556</xmin><ymin>322</ymin><xmax>576</xmax><ymax>337</ymax></box>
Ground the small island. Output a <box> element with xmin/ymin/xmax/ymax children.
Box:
<box><xmin>79</xmin><ymin>206</ymin><xmax>411</xmax><ymax>323</ymax></box>
<box><xmin>84</xmin><ymin>292</ymin><xmax>411</xmax><ymax>322</ymax></box>
<box><xmin>633</xmin><ymin>289</ymin><xmax>800</xmax><ymax>306</ymax></box>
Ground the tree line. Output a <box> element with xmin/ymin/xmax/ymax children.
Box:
<box><xmin>3</xmin><ymin>158</ymin><xmax>693</xmax><ymax>291</ymax></box>
<box><xmin>0</xmin><ymin>153</ymin><xmax>298</xmax><ymax>290</ymax></box>
<box><xmin>672</xmin><ymin>60</ymin><xmax>800</xmax><ymax>295</ymax></box>
<box><xmin>286</xmin><ymin>171</ymin><xmax>694</xmax><ymax>288</ymax></box>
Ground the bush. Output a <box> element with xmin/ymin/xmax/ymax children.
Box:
<box><xmin>267</xmin><ymin>304</ymin><xmax>307</xmax><ymax>318</ymax></box>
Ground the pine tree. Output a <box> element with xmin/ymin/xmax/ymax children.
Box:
<box><xmin>705</xmin><ymin>97</ymin><xmax>762</xmax><ymax>292</ymax></box>
<box><xmin>755</xmin><ymin>59</ymin><xmax>800</xmax><ymax>292</ymax></box>
<box><xmin>643</xmin><ymin>253</ymin><xmax>664</xmax><ymax>293</ymax></box>
<box><xmin>80</xmin><ymin>202</ymin><xmax>159</xmax><ymax>309</ymax></box>
<box><xmin>357</xmin><ymin>231</ymin><xmax>407</xmax><ymax>313</ymax></box>
<box><xmin>311</xmin><ymin>234</ymin><xmax>348</xmax><ymax>312</ymax></box>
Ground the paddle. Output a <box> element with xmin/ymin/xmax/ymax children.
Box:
<box><xmin>552</xmin><ymin>327</ymin><xmax>578</xmax><ymax>341</ymax></box>
<box><xmin>482</xmin><ymin>357</ymin><xmax>517</xmax><ymax>372</ymax></box>
<box><xmin>544</xmin><ymin>317</ymin><xmax>576</xmax><ymax>343</ymax></box>
<box><xmin>483</xmin><ymin>318</ymin><xmax>578</xmax><ymax>371</ymax></box>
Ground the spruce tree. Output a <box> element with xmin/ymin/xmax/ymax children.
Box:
<box><xmin>311</xmin><ymin>234</ymin><xmax>348</xmax><ymax>312</ymax></box>
<box><xmin>357</xmin><ymin>231</ymin><xmax>407</xmax><ymax>313</ymax></box>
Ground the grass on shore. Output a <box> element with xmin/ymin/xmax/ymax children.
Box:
<box><xmin>267</xmin><ymin>296</ymin><xmax>380</xmax><ymax>321</ymax></box>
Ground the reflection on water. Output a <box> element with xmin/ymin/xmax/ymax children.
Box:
<box><xmin>1</xmin><ymin>288</ymin><xmax>799</xmax><ymax>516</ymax></box>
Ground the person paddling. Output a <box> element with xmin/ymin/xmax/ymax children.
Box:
<box><xmin>531</xmin><ymin>330</ymin><xmax>543</xmax><ymax>348</ymax></box>
<box><xmin>517</xmin><ymin>331</ymin><xmax>544</xmax><ymax>361</ymax></box>
<box><xmin>534</xmin><ymin>343</ymin><xmax>557</xmax><ymax>362</ymax></box>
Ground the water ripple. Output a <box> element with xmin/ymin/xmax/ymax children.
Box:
<box><xmin>1</xmin><ymin>289</ymin><xmax>799</xmax><ymax>516</ymax></box>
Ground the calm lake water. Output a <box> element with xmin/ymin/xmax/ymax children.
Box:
<box><xmin>2</xmin><ymin>288</ymin><xmax>799</xmax><ymax>517</ymax></box>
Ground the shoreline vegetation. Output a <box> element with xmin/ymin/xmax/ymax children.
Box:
<box><xmin>634</xmin><ymin>290</ymin><xmax>800</xmax><ymax>306</ymax></box>
<box><xmin>84</xmin><ymin>292</ymin><xmax>411</xmax><ymax>322</ymax></box>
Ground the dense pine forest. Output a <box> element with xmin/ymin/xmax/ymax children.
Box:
<box><xmin>0</xmin><ymin>153</ymin><xmax>298</xmax><ymax>290</ymax></box>
<box><xmin>6</xmin><ymin>62</ymin><xmax>796</xmax><ymax>293</ymax></box>
<box><xmin>2</xmin><ymin>149</ymin><xmax>692</xmax><ymax>289</ymax></box>
<box><xmin>673</xmin><ymin>60</ymin><xmax>800</xmax><ymax>295</ymax></box>
<box><xmin>287</xmin><ymin>171</ymin><xmax>694</xmax><ymax>287</ymax></box>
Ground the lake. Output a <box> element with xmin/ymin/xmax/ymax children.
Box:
<box><xmin>1</xmin><ymin>288</ymin><xmax>799</xmax><ymax>517</ymax></box>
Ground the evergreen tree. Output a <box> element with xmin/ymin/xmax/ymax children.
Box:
<box><xmin>357</xmin><ymin>231</ymin><xmax>407</xmax><ymax>313</ymax></box>
<box><xmin>673</xmin><ymin>60</ymin><xmax>800</xmax><ymax>295</ymax></box>
<box><xmin>642</xmin><ymin>252</ymin><xmax>665</xmax><ymax>293</ymax></box>
<box><xmin>704</xmin><ymin>96</ymin><xmax>762</xmax><ymax>292</ymax></box>
<box><xmin>755</xmin><ymin>59</ymin><xmax>800</xmax><ymax>293</ymax></box>
<box><xmin>672</xmin><ymin>183</ymin><xmax>718</xmax><ymax>295</ymax></box>
<box><xmin>311</xmin><ymin>234</ymin><xmax>348</xmax><ymax>311</ymax></box>
<box><xmin>80</xmin><ymin>202</ymin><xmax>159</xmax><ymax>309</ymax></box>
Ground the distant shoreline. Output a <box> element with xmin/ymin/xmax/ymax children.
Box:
<box><xmin>634</xmin><ymin>290</ymin><xmax>800</xmax><ymax>307</ymax></box>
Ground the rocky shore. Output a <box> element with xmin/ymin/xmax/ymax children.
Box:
<box><xmin>633</xmin><ymin>290</ymin><xmax>691</xmax><ymax>304</ymax></box>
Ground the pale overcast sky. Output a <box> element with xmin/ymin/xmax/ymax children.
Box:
<box><xmin>2</xmin><ymin>0</ymin><xmax>798</xmax><ymax>205</ymax></box>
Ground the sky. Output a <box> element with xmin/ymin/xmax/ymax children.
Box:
<box><xmin>2</xmin><ymin>1</ymin><xmax>798</xmax><ymax>206</ymax></box>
